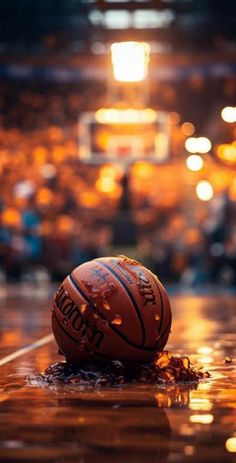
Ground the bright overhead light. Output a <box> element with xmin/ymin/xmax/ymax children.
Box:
<box><xmin>221</xmin><ymin>106</ymin><xmax>236</xmax><ymax>123</ymax></box>
<box><xmin>111</xmin><ymin>41</ymin><xmax>150</xmax><ymax>82</ymax></box>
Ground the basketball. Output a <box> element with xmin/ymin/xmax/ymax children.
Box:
<box><xmin>52</xmin><ymin>255</ymin><xmax>172</xmax><ymax>363</ymax></box>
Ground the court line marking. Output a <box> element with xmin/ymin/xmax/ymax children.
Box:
<box><xmin>0</xmin><ymin>333</ymin><xmax>54</xmax><ymax>367</ymax></box>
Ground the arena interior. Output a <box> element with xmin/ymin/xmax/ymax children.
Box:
<box><xmin>0</xmin><ymin>1</ymin><xmax>235</xmax><ymax>463</ymax></box>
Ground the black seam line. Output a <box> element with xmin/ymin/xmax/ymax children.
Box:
<box><xmin>54</xmin><ymin>297</ymin><xmax>157</xmax><ymax>356</ymax></box>
<box><xmin>149</xmin><ymin>274</ymin><xmax>164</xmax><ymax>334</ymax></box>
<box><xmin>53</xmin><ymin>311</ymin><xmax>91</xmax><ymax>354</ymax></box>
<box><xmin>97</xmin><ymin>261</ymin><xmax>146</xmax><ymax>347</ymax></box>
<box><xmin>53</xmin><ymin>309</ymin><xmax>78</xmax><ymax>345</ymax></box>
<box><xmin>157</xmin><ymin>318</ymin><xmax>172</xmax><ymax>345</ymax></box>
<box><xmin>69</xmin><ymin>273</ymin><xmax>157</xmax><ymax>351</ymax></box>
<box><xmin>69</xmin><ymin>274</ymin><xmax>90</xmax><ymax>302</ymax></box>
<box><xmin>53</xmin><ymin>311</ymin><xmax>154</xmax><ymax>362</ymax></box>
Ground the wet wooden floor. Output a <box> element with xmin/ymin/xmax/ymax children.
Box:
<box><xmin>0</xmin><ymin>284</ymin><xmax>235</xmax><ymax>463</ymax></box>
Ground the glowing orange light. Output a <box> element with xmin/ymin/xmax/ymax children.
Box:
<box><xmin>96</xmin><ymin>177</ymin><xmax>117</xmax><ymax>194</ymax></box>
<box><xmin>33</xmin><ymin>146</ymin><xmax>48</xmax><ymax>164</ymax></box>
<box><xmin>189</xmin><ymin>398</ymin><xmax>213</xmax><ymax>411</ymax></box>
<box><xmin>216</xmin><ymin>144</ymin><xmax>236</xmax><ymax>165</ymax></box>
<box><xmin>52</xmin><ymin>145</ymin><xmax>65</xmax><ymax>162</ymax></box>
<box><xmin>228</xmin><ymin>178</ymin><xmax>236</xmax><ymax>201</ymax></box>
<box><xmin>209</xmin><ymin>170</ymin><xmax>233</xmax><ymax>193</ymax></box>
<box><xmin>99</xmin><ymin>164</ymin><xmax>123</xmax><ymax>181</ymax></box>
<box><xmin>80</xmin><ymin>191</ymin><xmax>100</xmax><ymax>208</ymax></box>
<box><xmin>2</xmin><ymin>208</ymin><xmax>21</xmax><ymax>227</ymax></box>
<box><xmin>225</xmin><ymin>437</ymin><xmax>236</xmax><ymax>452</ymax></box>
<box><xmin>57</xmin><ymin>216</ymin><xmax>74</xmax><ymax>234</ymax></box>
<box><xmin>184</xmin><ymin>446</ymin><xmax>195</xmax><ymax>456</ymax></box>
<box><xmin>181</xmin><ymin>122</ymin><xmax>195</xmax><ymax>136</ymax></box>
<box><xmin>36</xmin><ymin>188</ymin><xmax>53</xmax><ymax>206</ymax></box>
<box><xmin>47</xmin><ymin>125</ymin><xmax>63</xmax><ymax>142</ymax></box>
<box><xmin>131</xmin><ymin>161</ymin><xmax>155</xmax><ymax>179</ymax></box>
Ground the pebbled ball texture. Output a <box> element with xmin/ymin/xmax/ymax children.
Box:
<box><xmin>51</xmin><ymin>256</ymin><xmax>172</xmax><ymax>363</ymax></box>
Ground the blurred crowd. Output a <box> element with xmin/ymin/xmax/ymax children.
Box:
<box><xmin>0</xmin><ymin>78</ymin><xmax>236</xmax><ymax>286</ymax></box>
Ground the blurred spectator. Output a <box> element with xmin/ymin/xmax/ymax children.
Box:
<box><xmin>0</xmin><ymin>78</ymin><xmax>236</xmax><ymax>285</ymax></box>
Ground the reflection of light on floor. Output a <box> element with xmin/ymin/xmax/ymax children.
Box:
<box><xmin>225</xmin><ymin>437</ymin><xmax>236</xmax><ymax>452</ymax></box>
<box><xmin>198</xmin><ymin>356</ymin><xmax>214</xmax><ymax>364</ymax></box>
<box><xmin>180</xmin><ymin>424</ymin><xmax>194</xmax><ymax>435</ymax></box>
<box><xmin>4</xmin><ymin>440</ymin><xmax>24</xmax><ymax>449</ymax></box>
<box><xmin>189</xmin><ymin>398</ymin><xmax>213</xmax><ymax>411</ymax></box>
<box><xmin>184</xmin><ymin>445</ymin><xmax>195</xmax><ymax>456</ymax></box>
<box><xmin>197</xmin><ymin>346</ymin><xmax>213</xmax><ymax>355</ymax></box>
<box><xmin>197</xmin><ymin>382</ymin><xmax>212</xmax><ymax>391</ymax></box>
<box><xmin>190</xmin><ymin>414</ymin><xmax>214</xmax><ymax>424</ymax></box>
<box><xmin>173</xmin><ymin>298</ymin><xmax>218</xmax><ymax>348</ymax></box>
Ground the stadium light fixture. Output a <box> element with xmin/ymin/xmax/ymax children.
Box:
<box><xmin>111</xmin><ymin>41</ymin><xmax>150</xmax><ymax>82</ymax></box>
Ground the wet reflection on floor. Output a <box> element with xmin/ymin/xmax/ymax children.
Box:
<box><xmin>0</xmin><ymin>285</ymin><xmax>235</xmax><ymax>462</ymax></box>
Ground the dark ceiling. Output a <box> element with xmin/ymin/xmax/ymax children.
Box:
<box><xmin>0</xmin><ymin>0</ymin><xmax>236</xmax><ymax>54</ymax></box>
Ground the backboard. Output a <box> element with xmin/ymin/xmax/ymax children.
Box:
<box><xmin>78</xmin><ymin>108</ymin><xmax>170</xmax><ymax>165</ymax></box>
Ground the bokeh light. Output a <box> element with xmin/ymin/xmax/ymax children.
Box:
<box><xmin>216</xmin><ymin>143</ymin><xmax>236</xmax><ymax>165</ymax></box>
<box><xmin>185</xmin><ymin>137</ymin><xmax>198</xmax><ymax>153</ymax></box>
<box><xmin>186</xmin><ymin>154</ymin><xmax>204</xmax><ymax>171</ymax></box>
<box><xmin>96</xmin><ymin>176</ymin><xmax>117</xmax><ymax>194</ymax></box>
<box><xmin>185</xmin><ymin>137</ymin><xmax>211</xmax><ymax>153</ymax></box>
<box><xmin>221</xmin><ymin>106</ymin><xmax>236</xmax><ymax>123</ymax></box>
<box><xmin>197</xmin><ymin>137</ymin><xmax>212</xmax><ymax>153</ymax></box>
<box><xmin>196</xmin><ymin>180</ymin><xmax>214</xmax><ymax>201</ymax></box>
<box><xmin>181</xmin><ymin>122</ymin><xmax>195</xmax><ymax>136</ymax></box>
<box><xmin>225</xmin><ymin>437</ymin><xmax>236</xmax><ymax>453</ymax></box>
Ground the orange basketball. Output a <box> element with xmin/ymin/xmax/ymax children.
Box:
<box><xmin>51</xmin><ymin>256</ymin><xmax>172</xmax><ymax>363</ymax></box>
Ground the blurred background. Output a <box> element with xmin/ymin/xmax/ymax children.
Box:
<box><xmin>0</xmin><ymin>0</ymin><xmax>236</xmax><ymax>287</ymax></box>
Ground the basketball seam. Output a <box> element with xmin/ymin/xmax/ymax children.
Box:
<box><xmin>97</xmin><ymin>261</ymin><xmax>146</xmax><ymax>346</ymax></box>
<box><xmin>149</xmin><ymin>273</ymin><xmax>164</xmax><ymax>335</ymax></box>
<box><xmin>53</xmin><ymin>301</ymin><xmax>158</xmax><ymax>357</ymax></box>
<box><xmin>52</xmin><ymin>309</ymin><xmax>78</xmax><ymax>345</ymax></box>
<box><xmin>69</xmin><ymin>273</ymin><xmax>149</xmax><ymax>349</ymax></box>
<box><xmin>52</xmin><ymin>310</ymin><xmax>91</xmax><ymax>354</ymax></box>
<box><xmin>156</xmin><ymin>318</ymin><xmax>172</xmax><ymax>350</ymax></box>
<box><xmin>58</xmin><ymin>273</ymin><xmax>158</xmax><ymax>352</ymax></box>
<box><xmin>53</xmin><ymin>311</ymin><xmax>157</xmax><ymax>362</ymax></box>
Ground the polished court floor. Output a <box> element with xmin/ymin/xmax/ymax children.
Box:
<box><xmin>0</xmin><ymin>284</ymin><xmax>235</xmax><ymax>463</ymax></box>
